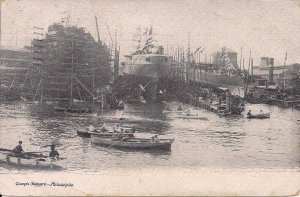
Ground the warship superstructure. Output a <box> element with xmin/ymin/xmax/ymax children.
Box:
<box><xmin>122</xmin><ymin>27</ymin><xmax>172</xmax><ymax>102</ymax></box>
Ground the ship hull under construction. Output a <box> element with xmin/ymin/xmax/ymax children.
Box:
<box><xmin>121</xmin><ymin>54</ymin><xmax>172</xmax><ymax>103</ymax></box>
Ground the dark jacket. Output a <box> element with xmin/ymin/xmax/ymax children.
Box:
<box><xmin>49</xmin><ymin>150</ymin><xmax>59</xmax><ymax>158</ymax></box>
<box><xmin>13</xmin><ymin>145</ymin><xmax>23</xmax><ymax>153</ymax></box>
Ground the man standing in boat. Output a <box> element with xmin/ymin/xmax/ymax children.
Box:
<box><xmin>247</xmin><ymin>110</ymin><xmax>252</xmax><ymax>117</ymax></box>
<box><xmin>13</xmin><ymin>141</ymin><xmax>24</xmax><ymax>154</ymax></box>
<box><xmin>49</xmin><ymin>144</ymin><xmax>59</xmax><ymax>159</ymax></box>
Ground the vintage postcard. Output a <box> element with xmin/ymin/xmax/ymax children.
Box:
<box><xmin>0</xmin><ymin>0</ymin><xmax>299</xmax><ymax>196</ymax></box>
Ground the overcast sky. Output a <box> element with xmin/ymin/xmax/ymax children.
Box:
<box><xmin>1</xmin><ymin>0</ymin><xmax>300</xmax><ymax>66</ymax></box>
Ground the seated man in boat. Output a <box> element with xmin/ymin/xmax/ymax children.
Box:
<box><xmin>177</xmin><ymin>105</ymin><xmax>183</xmax><ymax>111</ymax></box>
<box><xmin>260</xmin><ymin>110</ymin><xmax>264</xmax><ymax>115</ymax></box>
<box><xmin>151</xmin><ymin>135</ymin><xmax>159</xmax><ymax>142</ymax></box>
<box><xmin>131</xmin><ymin>126</ymin><xmax>136</xmax><ymax>133</ymax></box>
<box><xmin>88</xmin><ymin>125</ymin><xmax>96</xmax><ymax>132</ymax></box>
<box><xmin>114</xmin><ymin>125</ymin><xmax>121</xmax><ymax>133</ymax></box>
<box><xmin>100</xmin><ymin>122</ymin><xmax>108</xmax><ymax>132</ymax></box>
<box><xmin>13</xmin><ymin>141</ymin><xmax>24</xmax><ymax>154</ymax></box>
<box><xmin>49</xmin><ymin>145</ymin><xmax>59</xmax><ymax>159</ymax></box>
<box><xmin>247</xmin><ymin>110</ymin><xmax>252</xmax><ymax>117</ymax></box>
<box><xmin>186</xmin><ymin>110</ymin><xmax>191</xmax><ymax>116</ymax></box>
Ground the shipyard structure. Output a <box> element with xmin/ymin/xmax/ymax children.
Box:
<box><xmin>22</xmin><ymin>23</ymin><xmax>112</xmax><ymax>103</ymax></box>
<box><xmin>0</xmin><ymin>46</ymin><xmax>32</xmax><ymax>100</ymax></box>
<box><xmin>117</xmin><ymin>29</ymin><xmax>245</xmax><ymax>105</ymax></box>
<box><xmin>0</xmin><ymin>21</ymin><xmax>115</xmax><ymax>109</ymax></box>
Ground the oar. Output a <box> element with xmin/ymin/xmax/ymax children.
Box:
<box><xmin>119</xmin><ymin>112</ymin><xmax>125</xmax><ymax>120</ymax></box>
<box><xmin>0</xmin><ymin>148</ymin><xmax>13</xmax><ymax>153</ymax></box>
<box><xmin>0</xmin><ymin>148</ymin><xmax>43</xmax><ymax>155</ymax></box>
<box><xmin>108</xmin><ymin>137</ymin><xmax>128</xmax><ymax>148</ymax></box>
<box><xmin>42</xmin><ymin>143</ymin><xmax>62</xmax><ymax>148</ymax></box>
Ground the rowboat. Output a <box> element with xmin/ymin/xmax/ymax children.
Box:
<box><xmin>91</xmin><ymin>136</ymin><xmax>174</xmax><ymax>150</ymax></box>
<box><xmin>54</xmin><ymin>107</ymin><xmax>91</xmax><ymax>113</ymax></box>
<box><xmin>0</xmin><ymin>148</ymin><xmax>65</xmax><ymax>170</ymax></box>
<box><xmin>76</xmin><ymin>129</ymin><xmax>135</xmax><ymax>138</ymax></box>
<box><xmin>247</xmin><ymin>113</ymin><xmax>270</xmax><ymax>119</ymax></box>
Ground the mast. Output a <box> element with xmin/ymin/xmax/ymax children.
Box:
<box><xmin>0</xmin><ymin>3</ymin><xmax>1</xmax><ymax>46</ymax></box>
<box><xmin>70</xmin><ymin>39</ymin><xmax>74</xmax><ymax>108</ymax></box>
<box><xmin>283</xmin><ymin>51</ymin><xmax>287</xmax><ymax>89</ymax></box>
<box><xmin>251</xmin><ymin>58</ymin><xmax>253</xmax><ymax>84</ymax></box>
<box><xmin>248</xmin><ymin>50</ymin><xmax>251</xmax><ymax>71</ymax></box>
<box><xmin>187</xmin><ymin>32</ymin><xmax>190</xmax><ymax>64</ymax></box>
<box><xmin>95</xmin><ymin>16</ymin><xmax>100</xmax><ymax>43</ymax></box>
<box><xmin>240</xmin><ymin>46</ymin><xmax>242</xmax><ymax>70</ymax></box>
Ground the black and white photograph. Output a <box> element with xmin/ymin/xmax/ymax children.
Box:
<box><xmin>0</xmin><ymin>0</ymin><xmax>299</xmax><ymax>196</ymax></box>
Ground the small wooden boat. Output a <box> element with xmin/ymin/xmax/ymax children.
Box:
<box><xmin>247</xmin><ymin>113</ymin><xmax>270</xmax><ymax>119</ymax></box>
<box><xmin>91</xmin><ymin>136</ymin><xmax>174</xmax><ymax>150</ymax></box>
<box><xmin>76</xmin><ymin>129</ymin><xmax>135</xmax><ymax>138</ymax></box>
<box><xmin>0</xmin><ymin>149</ymin><xmax>65</xmax><ymax>169</ymax></box>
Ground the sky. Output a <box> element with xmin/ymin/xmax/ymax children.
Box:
<box><xmin>1</xmin><ymin>0</ymin><xmax>300</xmax><ymax>66</ymax></box>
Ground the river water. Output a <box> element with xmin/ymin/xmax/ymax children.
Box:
<box><xmin>0</xmin><ymin>101</ymin><xmax>299</xmax><ymax>172</ymax></box>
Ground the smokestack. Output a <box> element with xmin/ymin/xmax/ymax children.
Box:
<box><xmin>269</xmin><ymin>58</ymin><xmax>274</xmax><ymax>83</ymax></box>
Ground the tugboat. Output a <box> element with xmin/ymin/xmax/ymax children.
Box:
<box><xmin>122</xmin><ymin>27</ymin><xmax>172</xmax><ymax>103</ymax></box>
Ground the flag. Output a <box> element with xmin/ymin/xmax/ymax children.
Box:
<box><xmin>194</xmin><ymin>47</ymin><xmax>201</xmax><ymax>54</ymax></box>
<box><xmin>149</xmin><ymin>27</ymin><xmax>152</xmax><ymax>35</ymax></box>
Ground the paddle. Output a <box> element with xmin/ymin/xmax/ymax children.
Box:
<box><xmin>108</xmin><ymin>136</ymin><xmax>128</xmax><ymax>148</ymax></box>
<box><xmin>39</xmin><ymin>157</ymin><xmax>67</xmax><ymax>161</ymax></box>
<box><xmin>119</xmin><ymin>111</ymin><xmax>125</xmax><ymax>120</ymax></box>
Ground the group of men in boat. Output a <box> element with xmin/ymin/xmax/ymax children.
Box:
<box><xmin>12</xmin><ymin>141</ymin><xmax>60</xmax><ymax>159</ymax></box>
<box><xmin>88</xmin><ymin>123</ymin><xmax>135</xmax><ymax>134</ymax></box>
<box><xmin>246</xmin><ymin>110</ymin><xmax>266</xmax><ymax>117</ymax></box>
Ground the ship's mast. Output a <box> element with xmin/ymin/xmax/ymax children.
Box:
<box><xmin>283</xmin><ymin>51</ymin><xmax>287</xmax><ymax>89</ymax></box>
<box><xmin>0</xmin><ymin>3</ymin><xmax>1</xmax><ymax>46</ymax></box>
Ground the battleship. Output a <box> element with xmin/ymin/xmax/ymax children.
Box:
<box><xmin>120</xmin><ymin>27</ymin><xmax>172</xmax><ymax>103</ymax></box>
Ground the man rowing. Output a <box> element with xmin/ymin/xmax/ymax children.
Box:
<box><xmin>13</xmin><ymin>141</ymin><xmax>24</xmax><ymax>154</ymax></box>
